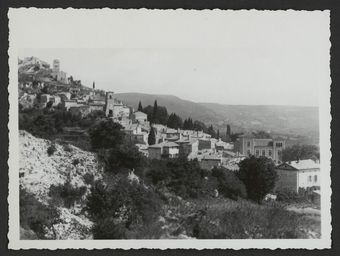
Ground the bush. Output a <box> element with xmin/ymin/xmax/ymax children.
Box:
<box><xmin>20</xmin><ymin>187</ymin><xmax>59</xmax><ymax>239</ymax></box>
<box><xmin>86</xmin><ymin>176</ymin><xmax>162</xmax><ymax>239</ymax></box>
<box><xmin>89</xmin><ymin>119</ymin><xmax>125</xmax><ymax>150</ymax></box>
<box><xmin>146</xmin><ymin>159</ymin><xmax>210</xmax><ymax>199</ymax></box>
<box><xmin>63</xmin><ymin>144</ymin><xmax>73</xmax><ymax>152</ymax></box>
<box><xmin>98</xmin><ymin>143</ymin><xmax>147</xmax><ymax>174</ymax></box>
<box><xmin>47</xmin><ymin>144</ymin><xmax>57</xmax><ymax>156</ymax></box>
<box><xmin>184</xmin><ymin>198</ymin><xmax>314</xmax><ymax>239</ymax></box>
<box><xmin>211</xmin><ymin>167</ymin><xmax>247</xmax><ymax>200</ymax></box>
<box><xmin>237</xmin><ymin>156</ymin><xmax>277</xmax><ymax>203</ymax></box>
<box><xmin>72</xmin><ymin>158</ymin><xmax>80</xmax><ymax>166</ymax></box>
<box><xmin>49</xmin><ymin>181</ymin><xmax>87</xmax><ymax>208</ymax></box>
<box><xmin>83</xmin><ymin>173</ymin><xmax>95</xmax><ymax>185</ymax></box>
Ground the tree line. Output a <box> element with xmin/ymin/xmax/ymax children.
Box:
<box><xmin>137</xmin><ymin>100</ymin><xmax>235</xmax><ymax>140</ymax></box>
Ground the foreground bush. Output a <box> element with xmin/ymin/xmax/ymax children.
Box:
<box><xmin>237</xmin><ymin>156</ymin><xmax>277</xmax><ymax>203</ymax></box>
<box><xmin>20</xmin><ymin>187</ymin><xmax>59</xmax><ymax>239</ymax></box>
<box><xmin>181</xmin><ymin>198</ymin><xmax>318</xmax><ymax>239</ymax></box>
<box><xmin>86</xmin><ymin>176</ymin><xmax>162</xmax><ymax>239</ymax></box>
<box><xmin>211</xmin><ymin>167</ymin><xmax>247</xmax><ymax>200</ymax></box>
<box><xmin>49</xmin><ymin>181</ymin><xmax>87</xmax><ymax>208</ymax></box>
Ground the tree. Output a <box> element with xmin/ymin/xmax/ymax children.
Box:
<box><xmin>237</xmin><ymin>156</ymin><xmax>277</xmax><ymax>203</ymax></box>
<box><xmin>211</xmin><ymin>167</ymin><xmax>247</xmax><ymax>200</ymax></box>
<box><xmin>138</xmin><ymin>101</ymin><xmax>143</xmax><ymax>111</ymax></box>
<box><xmin>226</xmin><ymin>125</ymin><xmax>232</xmax><ymax>141</ymax></box>
<box><xmin>99</xmin><ymin>143</ymin><xmax>147</xmax><ymax>174</ymax></box>
<box><xmin>87</xmin><ymin>176</ymin><xmax>162</xmax><ymax>239</ymax></box>
<box><xmin>143</xmin><ymin>105</ymin><xmax>154</xmax><ymax>123</ymax></box>
<box><xmin>183</xmin><ymin>118</ymin><xmax>194</xmax><ymax>130</ymax></box>
<box><xmin>152</xmin><ymin>100</ymin><xmax>158</xmax><ymax>123</ymax></box>
<box><xmin>89</xmin><ymin>119</ymin><xmax>125</xmax><ymax>150</ymax></box>
<box><xmin>207</xmin><ymin>125</ymin><xmax>216</xmax><ymax>138</ymax></box>
<box><xmin>282</xmin><ymin>144</ymin><xmax>320</xmax><ymax>162</ymax></box>
<box><xmin>193</xmin><ymin>120</ymin><xmax>207</xmax><ymax>132</ymax></box>
<box><xmin>167</xmin><ymin>113</ymin><xmax>183</xmax><ymax>129</ymax></box>
<box><xmin>252</xmin><ymin>130</ymin><xmax>271</xmax><ymax>139</ymax></box>
<box><xmin>148</xmin><ymin>126</ymin><xmax>156</xmax><ymax>145</ymax></box>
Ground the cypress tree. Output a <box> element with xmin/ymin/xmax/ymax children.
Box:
<box><xmin>148</xmin><ymin>126</ymin><xmax>156</xmax><ymax>145</ymax></box>
<box><xmin>138</xmin><ymin>101</ymin><xmax>143</xmax><ymax>111</ymax></box>
<box><xmin>153</xmin><ymin>100</ymin><xmax>158</xmax><ymax>123</ymax></box>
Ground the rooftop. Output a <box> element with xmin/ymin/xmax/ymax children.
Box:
<box><xmin>289</xmin><ymin>159</ymin><xmax>320</xmax><ymax>170</ymax></box>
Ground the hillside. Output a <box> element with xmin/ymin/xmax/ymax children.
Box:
<box><xmin>19</xmin><ymin>130</ymin><xmax>102</xmax><ymax>239</ymax></box>
<box><xmin>115</xmin><ymin>92</ymin><xmax>319</xmax><ymax>138</ymax></box>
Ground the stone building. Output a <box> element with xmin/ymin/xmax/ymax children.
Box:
<box><xmin>275</xmin><ymin>159</ymin><xmax>320</xmax><ymax>193</ymax></box>
<box><xmin>105</xmin><ymin>91</ymin><xmax>130</xmax><ymax>118</ymax></box>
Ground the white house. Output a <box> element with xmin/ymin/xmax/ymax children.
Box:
<box><xmin>275</xmin><ymin>159</ymin><xmax>320</xmax><ymax>193</ymax></box>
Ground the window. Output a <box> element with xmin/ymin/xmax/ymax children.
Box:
<box><xmin>276</xmin><ymin>142</ymin><xmax>283</xmax><ymax>147</ymax></box>
<box><xmin>314</xmin><ymin>175</ymin><xmax>318</xmax><ymax>182</ymax></box>
<box><xmin>255</xmin><ymin>150</ymin><xmax>259</xmax><ymax>156</ymax></box>
<box><xmin>268</xmin><ymin>150</ymin><xmax>272</xmax><ymax>157</ymax></box>
<box><xmin>308</xmin><ymin>176</ymin><xmax>312</xmax><ymax>182</ymax></box>
<box><xmin>262</xmin><ymin>150</ymin><xmax>265</xmax><ymax>156</ymax></box>
<box><xmin>247</xmin><ymin>141</ymin><xmax>251</xmax><ymax>147</ymax></box>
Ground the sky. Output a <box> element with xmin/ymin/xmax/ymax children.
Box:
<box><xmin>14</xmin><ymin>10</ymin><xmax>330</xmax><ymax>106</ymax></box>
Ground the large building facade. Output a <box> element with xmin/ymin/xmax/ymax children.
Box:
<box><xmin>236</xmin><ymin>135</ymin><xmax>285</xmax><ymax>163</ymax></box>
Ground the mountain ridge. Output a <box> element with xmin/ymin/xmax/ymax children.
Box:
<box><xmin>115</xmin><ymin>92</ymin><xmax>319</xmax><ymax>140</ymax></box>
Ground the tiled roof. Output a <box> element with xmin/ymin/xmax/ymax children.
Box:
<box><xmin>289</xmin><ymin>159</ymin><xmax>320</xmax><ymax>170</ymax></box>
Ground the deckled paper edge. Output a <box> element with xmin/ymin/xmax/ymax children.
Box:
<box><xmin>7</xmin><ymin>8</ymin><xmax>332</xmax><ymax>250</ymax></box>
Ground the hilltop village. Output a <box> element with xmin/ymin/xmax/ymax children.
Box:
<box><xmin>18</xmin><ymin>57</ymin><xmax>320</xmax><ymax>195</ymax></box>
<box><xmin>18</xmin><ymin>57</ymin><xmax>322</xmax><ymax>240</ymax></box>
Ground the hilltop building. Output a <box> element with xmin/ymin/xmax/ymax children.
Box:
<box><xmin>275</xmin><ymin>159</ymin><xmax>320</xmax><ymax>193</ymax></box>
<box><xmin>105</xmin><ymin>91</ymin><xmax>130</xmax><ymax>119</ymax></box>
<box><xmin>51</xmin><ymin>59</ymin><xmax>68</xmax><ymax>84</ymax></box>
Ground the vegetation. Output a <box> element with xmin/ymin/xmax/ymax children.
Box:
<box><xmin>282</xmin><ymin>144</ymin><xmax>320</xmax><ymax>162</ymax></box>
<box><xmin>167</xmin><ymin>113</ymin><xmax>183</xmax><ymax>129</ymax></box>
<box><xmin>146</xmin><ymin>158</ymin><xmax>212</xmax><ymax>199</ymax></box>
<box><xmin>98</xmin><ymin>142</ymin><xmax>146</xmax><ymax>175</ymax></box>
<box><xmin>89</xmin><ymin>119</ymin><xmax>125</xmax><ymax>150</ymax></box>
<box><xmin>86</xmin><ymin>176</ymin><xmax>162</xmax><ymax>239</ymax></box>
<box><xmin>49</xmin><ymin>180</ymin><xmax>87</xmax><ymax>208</ymax></box>
<box><xmin>47</xmin><ymin>144</ymin><xmax>57</xmax><ymax>156</ymax></box>
<box><xmin>211</xmin><ymin>167</ymin><xmax>247</xmax><ymax>200</ymax></box>
<box><xmin>148</xmin><ymin>126</ymin><xmax>156</xmax><ymax>145</ymax></box>
<box><xmin>20</xmin><ymin>187</ymin><xmax>60</xmax><ymax>239</ymax></box>
<box><xmin>237</xmin><ymin>156</ymin><xmax>277</xmax><ymax>203</ymax></box>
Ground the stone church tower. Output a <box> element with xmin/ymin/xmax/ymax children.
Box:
<box><xmin>105</xmin><ymin>91</ymin><xmax>115</xmax><ymax>117</ymax></box>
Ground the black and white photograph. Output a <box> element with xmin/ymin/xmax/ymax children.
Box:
<box><xmin>7</xmin><ymin>8</ymin><xmax>331</xmax><ymax>249</ymax></box>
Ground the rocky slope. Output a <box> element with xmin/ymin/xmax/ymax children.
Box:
<box><xmin>19</xmin><ymin>130</ymin><xmax>102</xmax><ymax>239</ymax></box>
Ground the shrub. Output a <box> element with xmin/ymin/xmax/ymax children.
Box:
<box><xmin>89</xmin><ymin>119</ymin><xmax>125</xmax><ymax>150</ymax></box>
<box><xmin>86</xmin><ymin>176</ymin><xmax>162</xmax><ymax>239</ymax></box>
<box><xmin>184</xmin><ymin>199</ymin><xmax>313</xmax><ymax>239</ymax></box>
<box><xmin>20</xmin><ymin>187</ymin><xmax>59</xmax><ymax>239</ymax></box>
<box><xmin>72</xmin><ymin>158</ymin><xmax>80</xmax><ymax>166</ymax></box>
<box><xmin>63</xmin><ymin>144</ymin><xmax>73</xmax><ymax>152</ymax></box>
<box><xmin>47</xmin><ymin>144</ymin><xmax>57</xmax><ymax>156</ymax></box>
<box><xmin>83</xmin><ymin>173</ymin><xmax>95</xmax><ymax>185</ymax></box>
<box><xmin>237</xmin><ymin>156</ymin><xmax>277</xmax><ymax>203</ymax></box>
<box><xmin>49</xmin><ymin>181</ymin><xmax>87</xmax><ymax>208</ymax></box>
<box><xmin>99</xmin><ymin>143</ymin><xmax>147</xmax><ymax>174</ymax></box>
<box><xmin>146</xmin><ymin>159</ymin><xmax>210</xmax><ymax>199</ymax></box>
<box><xmin>211</xmin><ymin>167</ymin><xmax>247</xmax><ymax>200</ymax></box>
<box><xmin>276</xmin><ymin>189</ymin><xmax>302</xmax><ymax>203</ymax></box>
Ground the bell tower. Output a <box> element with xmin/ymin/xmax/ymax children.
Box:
<box><xmin>105</xmin><ymin>91</ymin><xmax>115</xmax><ymax>117</ymax></box>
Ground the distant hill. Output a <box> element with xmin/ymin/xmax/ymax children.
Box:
<box><xmin>115</xmin><ymin>92</ymin><xmax>319</xmax><ymax>139</ymax></box>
